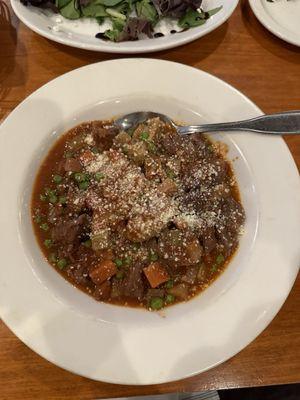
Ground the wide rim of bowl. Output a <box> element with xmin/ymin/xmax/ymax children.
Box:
<box><xmin>0</xmin><ymin>59</ymin><xmax>299</xmax><ymax>385</ymax></box>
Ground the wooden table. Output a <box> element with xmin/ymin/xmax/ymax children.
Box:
<box><xmin>0</xmin><ymin>0</ymin><xmax>299</xmax><ymax>398</ymax></box>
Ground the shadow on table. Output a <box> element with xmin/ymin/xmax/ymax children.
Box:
<box><xmin>240</xmin><ymin>0</ymin><xmax>300</xmax><ymax>64</ymax></box>
<box><xmin>0</xmin><ymin>0</ymin><xmax>27</xmax><ymax>120</ymax></box>
<box><xmin>158</xmin><ymin>22</ymin><xmax>228</xmax><ymax>65</ymax></box>
<box><xmin>45</xmin><ymin>21</ymin><xmax>228</xmax><ymax>68</ymax></box>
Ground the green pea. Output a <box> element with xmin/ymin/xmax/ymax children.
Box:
<box><xmin>116</xmin><ymin>271</ymin><xmax>124</xmax><ymax>280</ymax></box>
<box><xmin>73</xmin><ymin>172</ymin><xmax>86</xmax><ymax>183</ymax></box>
<box><xmin>95</xmin><ymin>172</ymin><xmax>105</xmax><ymax>182</ymax></box>
<box><xmin>211</xmin><ymin>264</ymin><xmax>218</xmax><ymax>273</ymax></box>
<box><xmin>78</xmin><ymin>181</ymin><xmax>89</xmax><ymax>190</ymax></box>
<box><xmin>91</xmin><ymin>147</ymin><xmax>99</xmax><ymax>154</ymax></box>
<box><xmin>44</xmin><ymin>188</ymin><xmax>53</xmax><ymax>196</ymax></box>
<box><xmin>147</xmin><ymin>141</ymin><xmax>156</xmax><ymax>153</ymax></box>
<box><xmin>165</xmin><ymin>294</ymin><xmax>175</xmax><ymax>304</ymax></box>
<box><xmin>34</xmin><ymin>215</ymin><xmax>42</xmax><ymax>224</ymax></box>
<box><xmin>40</xmin><ymin>194</ymin><xmax>47</xmax><ymax>202</ymax></box>
<box><xmin>150</xmin><ymin>297</ymin><xmax>164</xmax><ymax>310</ymax></box>
<box><xmin>82</xmin><ymin>239</ymin><xmax>92</xmax><ymax>248</ymax></box>
<box><xmin>49</xmin><ymin>194</ymin><xmax>58</xmax><ymax>204</ymax></box>
<box><xmin>166</xmin><ymin>168</ymin><xmax>175</xmax><ymax>179</ymax></box>
<box><xmin>49</xmin><ymin>253</ymin><xmax>57</xmax><ymax>263</ymax></box>
<box><xmin>140</xmin><ymin>132</ymin><xmax>149</xmax><ymax>141</ymax></box>
<box><xmin>53</xmin><ymin>174</ymin><xmax>63</xmax><ymax>184</ymax></box>
<box><xmin>149</xmin><ymin>251</ymin><xmax>158</xmax><ymax>262</ymax></box>
<box><xmin>58</xmin><ymin>196</ymin><xmax>67</xmax><ymax>205</ymax></box>
<box><xmin>57</xmin><ymin>258</ymin><xmax>67</xmax><ymax>270</ymax></box>
<box><xmin>166</xmin><ymin>280</ymin><xmax>174</xmax><ymax>289</ymax></box>
<box><xmin>124</xmin><ymin>256</ymin><xmax>132</xmax><ymax>265</ymax></box>
<box><xmin>44</xmin><ymin>239</ymin><xmax>52</xmax><ymax>248</ymax></box>
<box><xmin>64</xmin><ymin>151</ymin><xmax>73</xmax><ymax>158</ymax></box>
<box><xmin>40</xmin><ymin>223</ymin><xmax>49</xmax><ymax>231</ymax></box>
<box><xmin>114</xmin><ymin>258</ymin><xmax>123</xmax><ymax>268</ymax></box>
<box><xmin>216</xmin><ymin>254</ymin><xmax>225</xmax><ymax>264</ymax></box>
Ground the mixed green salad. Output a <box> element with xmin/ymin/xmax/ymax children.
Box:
<box><xmin>21</xmin><ymin>0</ymin><xmax>222</xmax><ymax>42</ymax></box>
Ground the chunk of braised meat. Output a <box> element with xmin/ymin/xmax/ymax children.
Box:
<box><xmin>157</xmin><ymin>126</ymin><xmax>183</xmax><ymax>155</ymax></box>
<box><xmin>132</xmin><ymin>117</ymin><xmax>165</xmax><ymax>142</ymax></box>
<box><xmin>51</xmin><ymin>214</ymin><xmax>89</xmax><ymax>245</ymax></box>
<box><xmin>221</xmin><ymin>197</ymin><xmax>245</xmax><ymax>228</ymax></box>
<box><xmin>94</xmin><ymin>280</ymin><xmax>112</xmax><ymax>301</ymax></box>
<box><xmin>180</xmin><ymin>184</ymin><xmax>230</xmax><ymax>216</ymax></box>
<box><xmin>167</xmin><ymin>283</ymin><xmax>190</xmax><ymax>301</ymax></box>
<box><xmin>181</xmin><ymin>265</ymin><xmax>199</xmax><ymax>285</ymax></box>
<box><xmin>181</xmin><ymin>158</ymin><xmax>229</xmax><ymax>191</ymax></box>
<box><xmin>112</xmin><ymin>131</ymin><xmax>132</xmax><ymax>150</ymax></box>
<box><xmin>121</xmin><ymin>264</ymin><xmax>145</xmax><ymax>300</ymax></box>
<box><xmin>158</xmin><ymin>229</ymin><xmax>202</xmax><ymax>268</ymax></box>
<box><xmin>48</xmin><ymin>205</ymin><xmax>64</xmax><ymax>224</ymax></box>
<box><xmin>179</xmin><ymin>136</ymin><xmax>200</xmax><ymax>162</ymax></box>
<box><xmin>57</xmin><ymin>244</ymin><xmax>77</xmax><ymax>262</ymax></box>
<box><xmin>158</xmin><ymin>178</ymin><xmax>177</xmax><ymax>196</ymax></box>
<box><xmin>215</xmin><ymin>197</ymin><xmax>245</xmax><ymax>254</ymax></box>
<box><xmin>66</xmin><ymin>186</ymin><xmax>87</xmax><ymax>213</ymax></box>
<box><xmin>200</xmin><ymin>226</ymin><xmax>217</xmax><ymax>254</ymax></box>
<box><xmin>64</xmin><ymin>157</ymin><xmax>82</xmax><ymax>172</ymax></box>
<box><xmin>56</xmin><ymin>159</ymin><xmax>67</xmax><ymax>175</ymax></box>
<box><xmin>92</xmin><ymin>125</ymin><xmax>119</xmax><ymax>151</ymax></box>
<box><xmin>66</xmin><ymin>263</ymin><xmax>90</xmax><ymax>286</ymax></box>
<box><xmin>215</xmin><ymin>228</ymin><xmax>237</xmax><ymax>255</ymax></box>
<box><xmin>189</xmin><ymin>133</ymin><xmax>208</xmax><ymax>152</ymax></box>
<box><xmin>125</xmin><ymin>141</ymin><xmax>148</xmax><ymax>166</ymax></box>
<box><xmin>144</xmin><ymin>155</ymin><xmax>166</xmax><ymax>181</ymax></box>
<box><xmin>91</xmin><ymin>207</ymin><xmax>124</xmax><ymax>251</ymax></box>
<box><xmin>110</xmin><ymin>263</ymin><xmax>145</xmax><ymax>300</ymax></box>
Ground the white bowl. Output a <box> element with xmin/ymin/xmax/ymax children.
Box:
<box><xmin>0</xmin><ymin>59</ymin><xmax>299</xmax><ymax>384</ymax></box>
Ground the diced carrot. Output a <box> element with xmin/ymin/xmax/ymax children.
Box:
<box><xmin>89</xmin><ymin>260</ymin><xmax>117</xmax><ymax>285</ymax></box>
<box><xmin>143</xmin><ymin>262</ymin><xmax>169</xmax><ymax>288</ymax></box>
<box><xmin>80</xmin><ymin>150</ymin><xmax>95</xmax><ymax>164</ymax></box>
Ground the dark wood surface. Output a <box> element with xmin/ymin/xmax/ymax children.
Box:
<box><xmin>0</xmin><ymin>0</ymin><xmax>299</xmax><ymax>398</ymax></box>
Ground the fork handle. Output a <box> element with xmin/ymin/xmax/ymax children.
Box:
<box><xmin>177</xmin><ymin>111</ymin><xmax>300</xmax><ymax>135</ymax></box>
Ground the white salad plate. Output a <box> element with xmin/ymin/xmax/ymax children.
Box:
<box><xmin>249</xmin><ymin>0</ymin><xmax>300</xmax><ymax>47</ymax></box>
<box><xmin>10</xmin><ymin>0</ymin><xmax>239</xmax><ymax>53</ymax></box>
<box><xmin>0</xmin><ymin>59</ymin><xmax>299</xmax><ymax>385</ymax></box>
